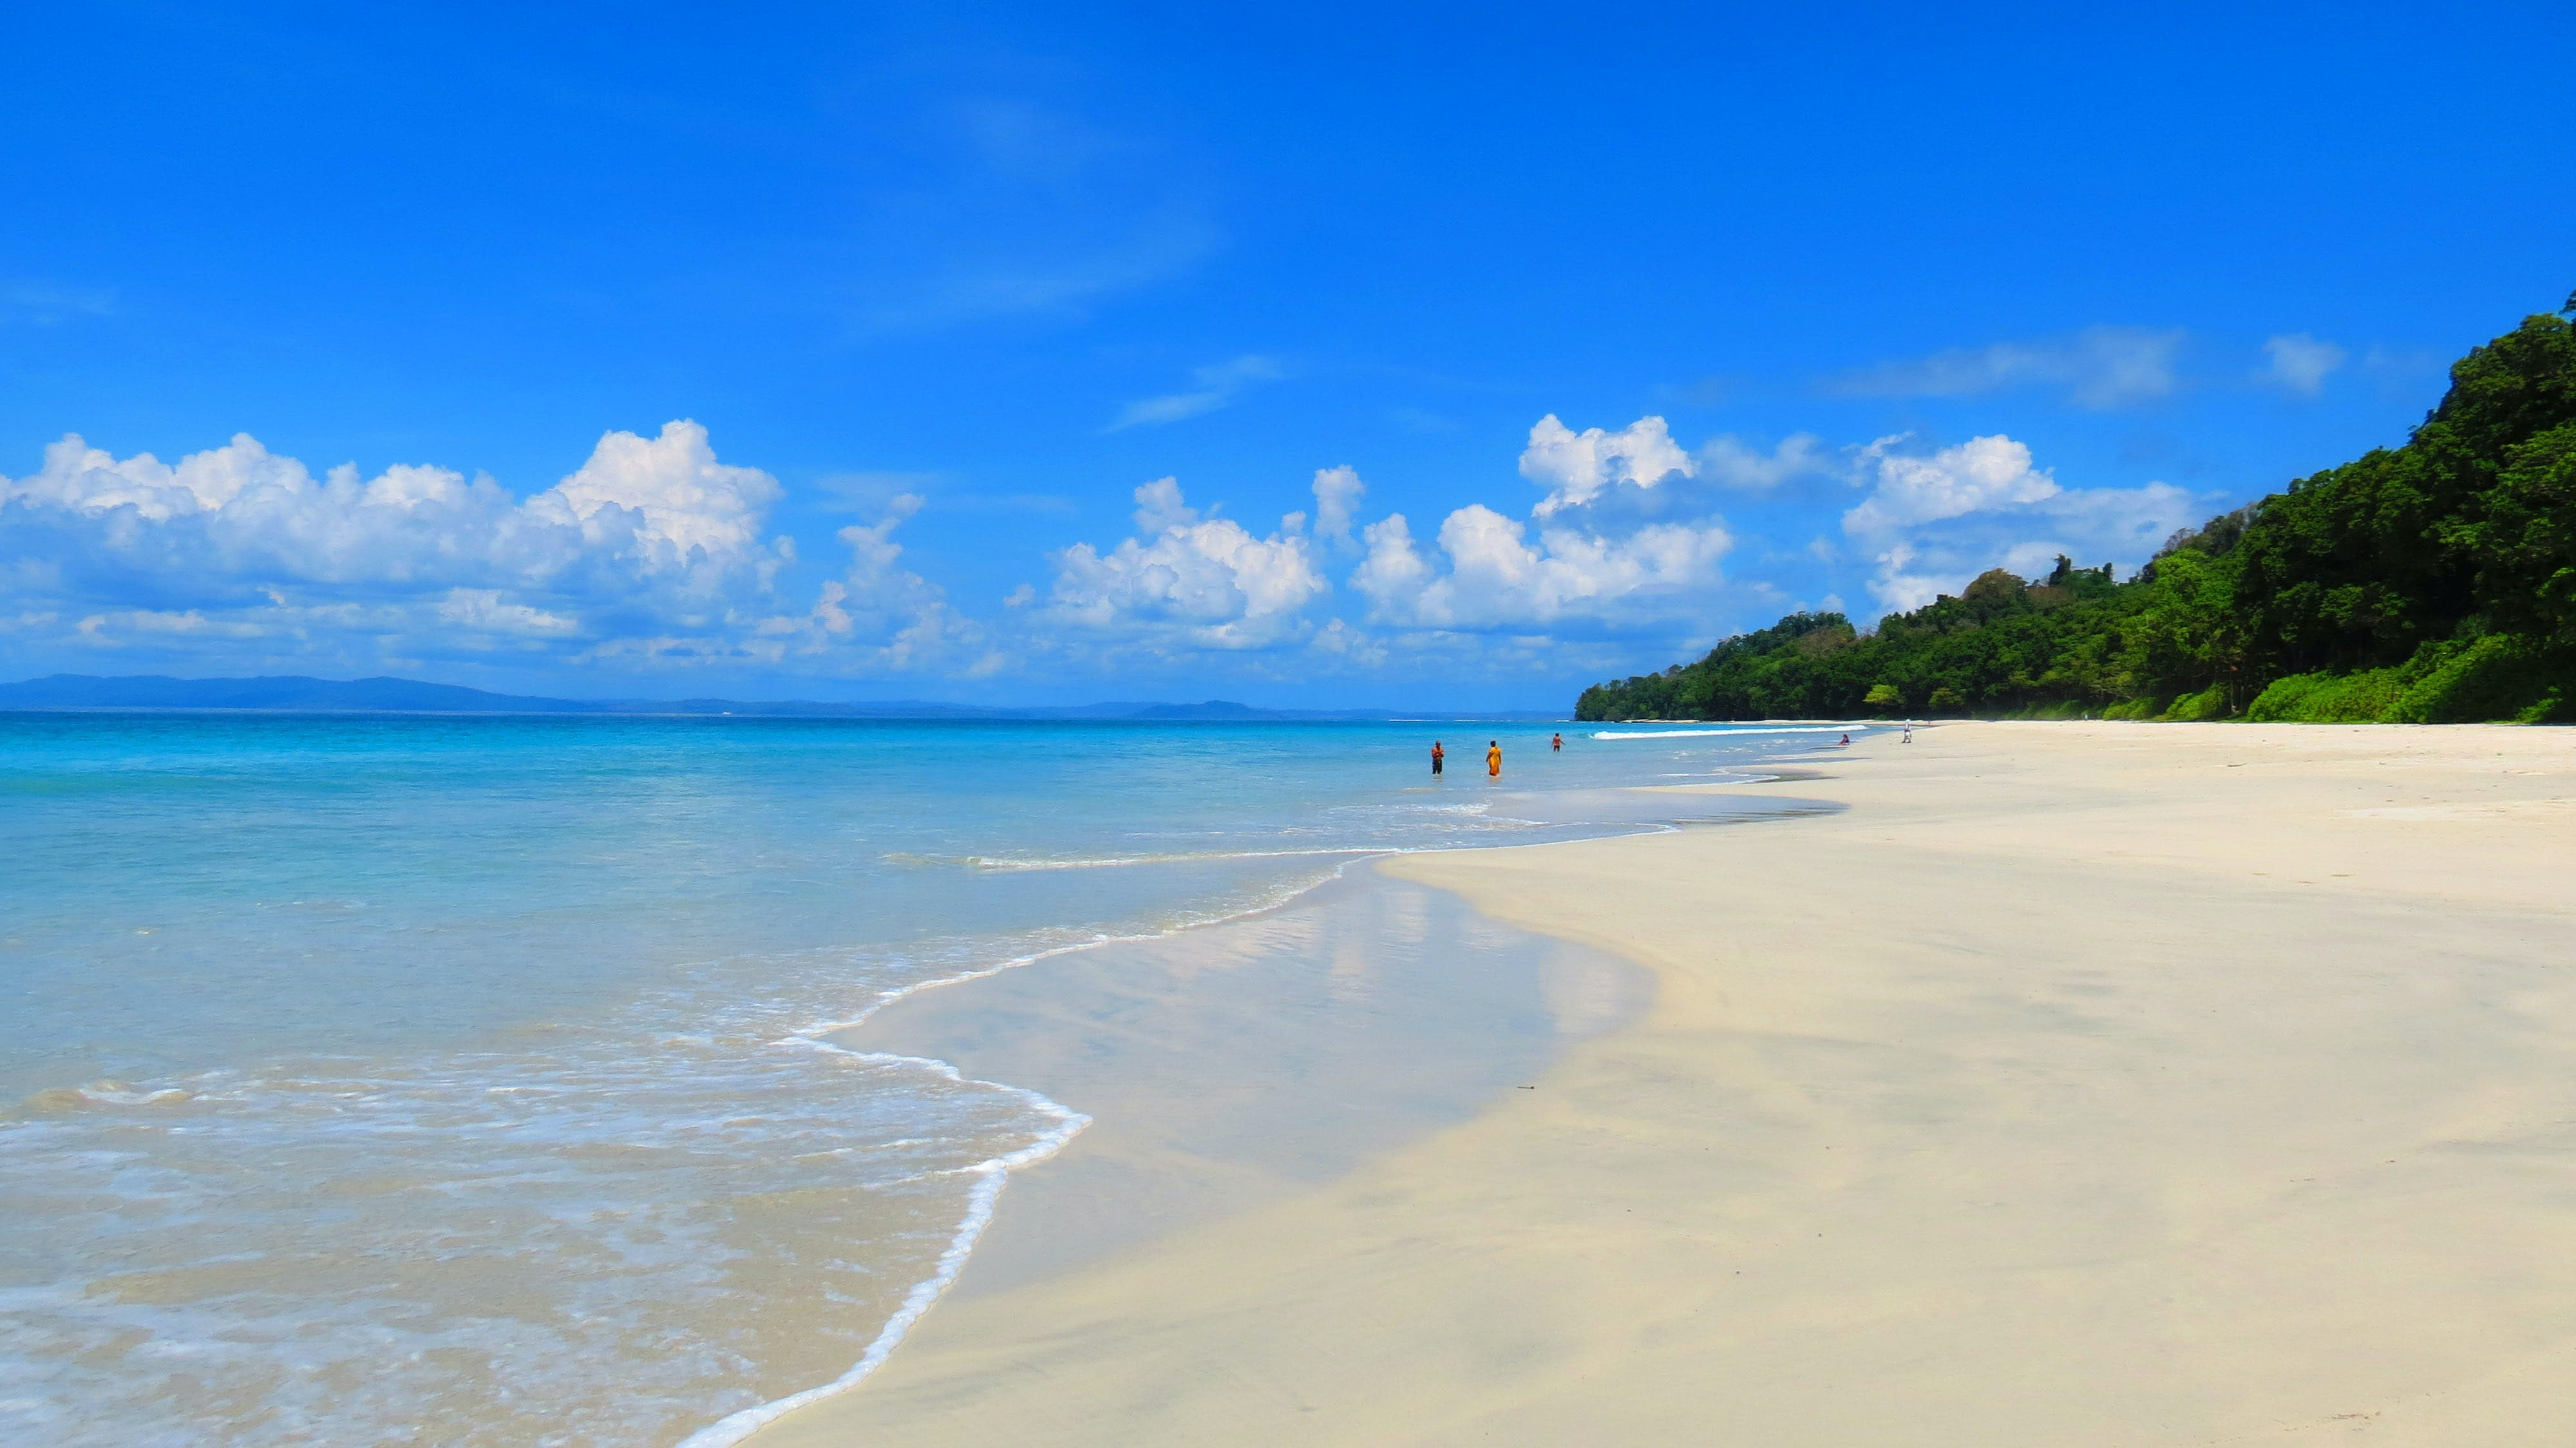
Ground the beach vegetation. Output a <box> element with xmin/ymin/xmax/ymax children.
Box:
<box><xmin>1577</xmin><ymin>297</ymin><xmax>2576</xmax><ymax>724</ymax></box>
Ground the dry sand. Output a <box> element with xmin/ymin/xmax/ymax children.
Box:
<box><xmin>752</xmin><ymin>723</ymin><xmax>2576</xmax><ymax>1447</ymax></box>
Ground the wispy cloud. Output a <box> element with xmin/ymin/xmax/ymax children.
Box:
<box><xmin>1698</xmin><ymin>432</ymin><xmax>1832</xmax><ymax>490</ymax></box>
<box><xmin>838</xmin><ymin>95</ymin><xmax>1223</xmax><ymax>335</ymax></box>
<box><xmin>2257</xmin><ymin>333</ymin><xmax>2347</xmax><ymax>396</ymax></box>
<box><xmin>811</xmin><ymin>470</ymin><xmax>945</xmax><ymax>512</ymax></box>
<box><xmin>1826</xmin><ymin>326</ymin><xmax>2185</xmax><ymax>409</ymax></box>
<box><xmin>1106</xmin><ymin>354</ymin><xmax>1287</xmax><ymax>431</ymax></box>
<box><xmin>876</xmin><ymin>208</ymin><xmax>1221</xmax><ymax>332</ymax></box>
<box><xmin>3</xmin><ymin>281</ymin><xmax>117</xmax><ymax>325</ymax></box>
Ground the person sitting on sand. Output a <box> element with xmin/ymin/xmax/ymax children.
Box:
<box><xmin>1486</xmin><ymin>740</ymin><xmax>1501</xmax><ymax>777</ymax></box>
<box><xmin>1839</xmin><ymin>732</ymin><xmax>1851</xmax><ymax>747</ymax></box>
<box><xmin>1431</xmin><ymin>740</ymin><xmax>1444</xmax><ymax>776</ymax></box>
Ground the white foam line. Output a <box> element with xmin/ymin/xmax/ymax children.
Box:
<box><xmin>676</xmin><ymin>856</ymin><xmax>1398</xmax><ymax>1446</ymax></box>
<box><xmin>963</xmin><ymin>845</ymin><xmax>1392</xmax><ymax>872</ymax></box>
<box><xmin>673</xmin><ymin>1053</ymin><xmax>1087</xmax><ymax>1448</ymax></box>
<box><xmin>781</xmin><ymin>862</ymin><xmax>1383</xmax><ymax>1049</ymax></box>
<box><xmin>677</xmin><ymin>747</ymin><xmax>1829</xmax><ymax>1444</ymax></box>
<box><xmin>1592</xmin><ymin>724</ymin><xmax>1871</xmax><ymax>739</ymax></box>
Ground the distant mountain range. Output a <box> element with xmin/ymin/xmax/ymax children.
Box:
<box><xmin>0</xmin><ymin>674</ymin><xmax>1563</xmax><ymax>722</ymax></box>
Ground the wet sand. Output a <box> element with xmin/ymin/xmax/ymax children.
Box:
<box><xmin>751</xmin><ymin>722</ymin><xmax>2576</xmax><ymax>1446</ymax></box>
<box><xmin>828</xmin><ymin>867</ymin><xmax>1653</xmax><ymax>1297</ymax></box>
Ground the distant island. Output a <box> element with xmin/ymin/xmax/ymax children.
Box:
<box><xmin>1578</xmin><ymin>293</ymin><xmax>2576</xmax><ymax>724</ymax></box>
<box><xmin>0</xmin><ymin>674</ymin><xmax>1558</xmax><ymax>722</ymax></box>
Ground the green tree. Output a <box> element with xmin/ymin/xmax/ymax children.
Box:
<box><xmin>2466</xmin><ymin>421</ymin><xmax>2576</xmax><ymax>645</ymax></box>
<box><xmin>1570</xmin><ymin>295</ymin><xmax>2576</xmax><ymax>727</ymax></box>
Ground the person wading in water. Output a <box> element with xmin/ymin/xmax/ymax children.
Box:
<box><xmin>1486</xmin><ymin>739</ymin><xmax>1502</xmax><ymax>778</ymax></box>
<box><xmin>1431</xmin><ymin>740</ymin><xmax>1444</xmax><ymax>776</ymax></box>
<box><xmin>1551</xmin><ymin>732</ymin><xmax>1562</xmax><ymax>752</ymax></box>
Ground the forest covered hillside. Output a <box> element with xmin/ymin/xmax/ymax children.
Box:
<box><xmin>1576</xmin><ymin>296</ymin><xmax>2576</xmax><ymax>724</ymax></box>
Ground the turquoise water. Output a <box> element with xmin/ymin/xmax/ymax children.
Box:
<box><xmin>0</xmin><ymin>713</ymin><xmax>1852</xmax><ymax>1445</ymax></box>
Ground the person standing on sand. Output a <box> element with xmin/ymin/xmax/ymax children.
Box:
<box><xmin>1902</xmin><ymin>725</ymin><xmax>1913</xmax><ymax>743</ymax></box>
<box><xmin>1431</xmin><ymin>740</ymin><xmax>1444</xmax><ymax>776</ymax></box>
<box><xmin>1486</xmin><ymin>739</ymin><xmax>1502</xmax><ymax>777</ymax></box>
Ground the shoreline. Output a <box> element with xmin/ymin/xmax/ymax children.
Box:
<box><xmin>749</xmin><ymin>721</ymin><xmax>2576</xmax><ymax>1446</ymax></box>
<box><xmin>690</xmin><ymin>777</ymin><xmax>1824</xmax><ymax>1443</ymax></box>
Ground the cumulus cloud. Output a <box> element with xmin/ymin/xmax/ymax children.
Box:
<box><xmin>1841</xmin><ymin>433</ymin><xmax>2200</xmax><ymax>611</ymax></box>
<box><xmin>4</xmin><ymin>421</ymin><xmax>779</xmax><ymax>593</ymax></box>
<box><xmin>1829</xmin><ymin>327</ymin><xmax>2184</xmax><ymax>409</ymax></box>
<box><xmin>1842</xmin><ymin>434</ymin><xmax>2060</xmax><ymax>535</ymax></box>
<box><xmin>1310</xmin><ymin>465</ymin><xmax>1366</xmax><ymax>544</ymax></box>
<box><xmin>1106</xmin><ymin>354</ymin><xmax>1286</xmax><ymax>430</ymax></box>
<box><xmin>549</xmin><ymin>419</ymin><xmax>781</xmax><ymax>562</ymax></box>
<box><xmin>1519</xmin><ymin>415</ymin><xmax>1696</xmax><ymax>515</ymax></box>
<box><xmin>737</xmin><ymin>493</ymin><xmax>992</xmax><ymax>673</ymax></box>
<box><xmin>1041</xmin><ymin>477</ymin><xmax>1327</xmax><ymax>649</ymax></box>
<box><xmin>0</xmin><ymin>421</ymin><xmax>969</xmax><ymax>676</ymax></box>
<box><xmin>2259</xmin><ymin>333</ymin><xmax>2347</xmax><ymax>396</ymax></box>
<box><xmin>1350</xmin><ymin>506</ymin><xmax>1730</xmax><ymax>631</ymax></box>
<box><xmin>1866</xmin><ymin>543</ymin><xmax>1949</xmax><ymax>614</ymax></box>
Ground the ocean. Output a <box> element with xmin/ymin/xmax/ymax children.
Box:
<box><xmin>0</xmin><ymin>712</ymin><xmax>1855</xmax><ymax>1445</ymax></box>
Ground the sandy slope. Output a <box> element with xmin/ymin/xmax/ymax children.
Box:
<box><xmin>752</xmin><ymin>723</ymin><xmax>2576</xmax><ymax>1447</ymax></box>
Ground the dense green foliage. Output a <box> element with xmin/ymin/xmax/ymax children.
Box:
<box><xmin>1577</xmin><ymin>300</ymin><xmax>2576</xmax><ymax>725</ymax></box>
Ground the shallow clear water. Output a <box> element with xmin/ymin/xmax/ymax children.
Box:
<box><xmin>0</xmin><ymin>713</ymin><xmax>1852</xmax><ymax>1445</ymax></box>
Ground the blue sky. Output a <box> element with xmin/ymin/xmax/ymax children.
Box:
<box><xmin>3</xmin><ymin>3</ymin><xmax>2570</xmax><ymax>708</ymax></box>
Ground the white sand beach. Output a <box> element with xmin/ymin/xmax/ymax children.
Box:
<box><xmin>753</xmin><ymin>722</ymin><xmax>2576</xmax><ymax>1446</ymax></box>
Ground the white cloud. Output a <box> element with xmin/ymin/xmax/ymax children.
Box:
<box><xmin>1129</xmin><ymin>475</ymin><xmax>1199</xmax><ymax>533</ymax></box>
<box><xmin>1352</xmin><ymin>505</ymin><xmax>1731</xmax><ymax>631</ymax></box>
<box><xmin>551</xmin><ymin>419</ymin><xmax>783</xmax><ymax>564</ymax></box>
<box><xmin>2032</xmin><ymin>478</ymin><xmax>2198</xmax><ymax>549</ymax></box>
<box><xmin>2259</xmin><ymin>334</ymin><xmax>2347</xmax><ymax>396</ymax></box>
<box><xmin>1841</xmin><ymin>434</ymin><xmax>2201</xmax><ymax>612</ymax></box>
<box><xmin>1106</xmin><ymin>354</ymin><xmax>1286</xmax><ymax>430</ymax></box>
<box><xmin>1042</xmin><ymin>477</ymin><xmax>1327</xmax><ymax>649</ymax></box>
<box><xmin>767</xmin><ymin>493</ymin><xmax>994</xmax><ymax>672</ymax></box>
<box><xmin>1310</xmin><ymin>465</ymin><xmax>1365</xmax><ymax>544</ymax></box>
<box><xmin>1307</xmin><ymin>616</ymin><xmax>1385</xmax><ymax>667</ymax></box>
<box><xmin>1842</xmin><ymin>434</ymin><xmax>2059</xmax><ymax>535</ymax></box>
<box><xmin>436</xmin><ymin>589</ymin><xmax>581</xmax><ymax>636</ymax></box>
<box><xmin>0</xmin><ymin>422</ymin><xmax>969</xmax><ymax>676</ymax></box>
<box><xmin>1830</xmin><ymin>327</ymin><xmax>2184</xmax><ymax>409</ymax></box>
<box><xmin>5</xmin><ymin>421</ymin><xmax>779</xmax><ymax>587</ymax></box>
<box><xmin>1698</xmin><ymin>432</ymin><xmax>1831</xmax><ymax>490</ymax></box>
<box><xmin>1867</xmin><ymin>543</ymin><xmax>1947</xmax><ymax>613</ymax></box>
<box><xmin>1519</xmin><ymin>415</ymin><xmax>1696</xmax><ymax>515</ymax></box>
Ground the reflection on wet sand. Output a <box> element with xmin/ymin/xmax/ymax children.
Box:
<box><xmin>838</xmin><ymin>864</ymin><xmax>1653</xmax><ymax>1297</ymax></box>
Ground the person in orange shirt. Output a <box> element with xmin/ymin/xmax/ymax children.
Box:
<box><xmin>1551</xmin><ymin>731</ymin><xmax>1562</xmax><ymax>751</ymax></box>
<box><xmin>1430</xmin><ymin>740</ymin><xmax>1444</xmax><ymax>776</ymax></box>
<box><xmin>1486</xmin><ymin>739</ymin><xmax>1502</xmax><ymax>777</ymax></box>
